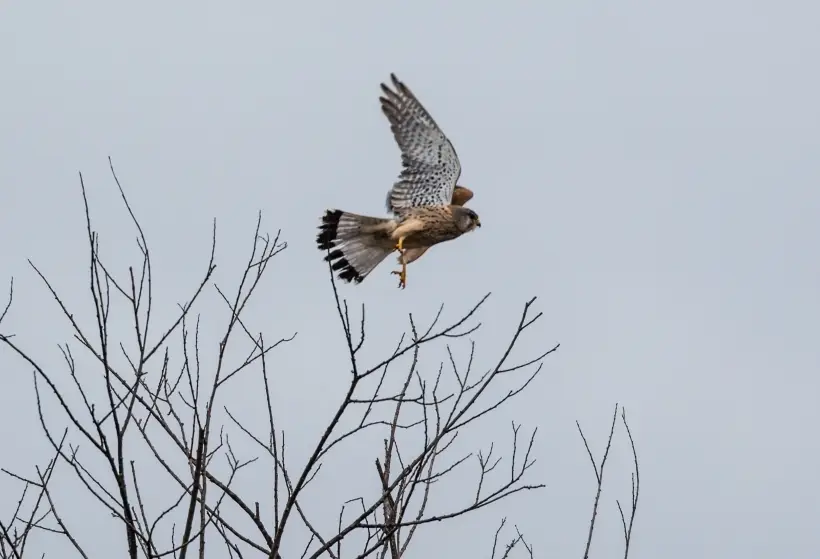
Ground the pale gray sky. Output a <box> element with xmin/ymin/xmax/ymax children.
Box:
<box><xmin>2</xmin><ymin>0</ymin><xmax>819</xmax><ymax>557</ymax></box>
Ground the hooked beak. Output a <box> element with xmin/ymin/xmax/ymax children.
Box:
<box><xmin>476</xmin><ymin>219</ymin><xmax>482</xmax><ymax>228</ymax></box>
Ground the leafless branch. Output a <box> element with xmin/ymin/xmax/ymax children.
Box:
<box><xmin>616</xmin><ymin>408</ymin><xmax>641</xmax><ymax>559</ymax></box>
<box><xmin>0</xmin><ymin>159</ymin><xmax>645</xmax><ymax>559</ymax></box>
<box><xmin>577</xmin><ymin>403</ymin><xmax>619</xmax><ymax>559</ymax></box>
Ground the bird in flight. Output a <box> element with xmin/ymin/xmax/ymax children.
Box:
<box><xmin>316</xmin><ymin>73</ymin><xmax>480</xmax><ymax>289</ymax></box>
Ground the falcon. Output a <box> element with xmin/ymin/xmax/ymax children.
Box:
<box><xmin>316</xmin><ymin>74</ymin><xmax>480</xmax><ymax>289</ymax></box>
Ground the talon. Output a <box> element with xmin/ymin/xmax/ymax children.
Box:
<box><xmin>391</xmin><ymin>237</ymin><xmax>407</xmax><ymax>288</ymax></box>
<box><xmin>390</xmin><ymin>266</ymin><xmax>407</xmax><ymax>289</ymax></box>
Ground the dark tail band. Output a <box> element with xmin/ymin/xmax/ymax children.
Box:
<box><xmin>316</xmin><ymin>209</ymin><xmax>365</xmax><ymax>283</ymax></box>
<box><xmin>316</xmin><ymin>209</ymin><xmax>343</xmax><ymax>250</ymax></box>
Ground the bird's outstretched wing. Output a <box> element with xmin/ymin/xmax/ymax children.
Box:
<box><xmin>380</xmin><ymin>73</ymin><xmax>462</xmax><ymax>214</ymax></box>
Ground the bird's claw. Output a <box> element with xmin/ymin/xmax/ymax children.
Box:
<box><xmin>391</xmin><ymin>268</ymin><xmax>407</xmax><ymax>289</ymax></box>
<box><xmin>392</xmin><ymin>237</ymin><xmax>407</xmax><ymax>288</ymax></box>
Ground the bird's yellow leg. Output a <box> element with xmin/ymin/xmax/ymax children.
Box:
<box><xmin>390</xmin><ymin>236</ymin><xmax>407</xmax><ymax>288</ymax></box>
<box><xmin>390</xmin><ymin>263</ymin><xmax>407</xmax><ymax>289</ymax></box>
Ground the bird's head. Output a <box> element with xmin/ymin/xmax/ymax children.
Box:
<box><xmin>454</xmin><ymin>207</ymin><xmax>481</xmax><ymax>233</ymax></box>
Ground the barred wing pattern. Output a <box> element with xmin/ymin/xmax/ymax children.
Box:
<box><xmin>380</xmin><ymin>73</ymin><xmax>462</xmax><ymax>214</ymax></box>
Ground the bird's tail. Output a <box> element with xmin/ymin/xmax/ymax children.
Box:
<box><xmin>316</xmin><ymin>209</ymin><xmax>395</xmax><ymax>283</ymax></box>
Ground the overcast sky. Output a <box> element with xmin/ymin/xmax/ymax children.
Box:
<box><xmin>2</xmin><ymin>0</ymin><xmax>819</xmax><ymax>557</ymax></box>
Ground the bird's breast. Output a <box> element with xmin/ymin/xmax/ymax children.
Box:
<box><xmin>400</xmin><ymin>213</ymin><xmax>462</xmax><ymax>248</ymax></box>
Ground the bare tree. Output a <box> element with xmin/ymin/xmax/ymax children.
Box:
<box><xmin>577</xmin><ymin>404</ymin><xmax>642</xmax><ymax>559</ymax></box>
<box><xmin>0</xmin><ymin>161</ymin><xmax>639</xmax><ymax>558</ymax></box>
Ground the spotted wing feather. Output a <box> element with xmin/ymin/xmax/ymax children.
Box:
<box><xmin>380</xmin><ymin>73</ymin><xmax>462</xmax><ymax>215</ymax></box>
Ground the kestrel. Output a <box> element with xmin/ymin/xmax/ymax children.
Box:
<box><xmin>316</xmin><ymin>73</ymin><xmax>481</xmax><ymax>289</ymax></box>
